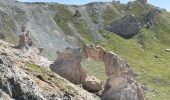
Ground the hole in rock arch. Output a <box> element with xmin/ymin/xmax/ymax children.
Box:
<box><xmin>81</xmin><ymin>58</ymin><xmax>107</xmax><ymax>81</ymax></box>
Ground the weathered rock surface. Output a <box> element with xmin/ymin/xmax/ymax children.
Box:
<box><xmin>84</xmin><ymin>44</ymin><xmax>145</xmax><ymax>100</ymax></box>
<box><xmin>74</xmin><ymin>10</ymin><xmax>82</xmax><ymax>17</ymax></box>
<box><xmin>83</xmin><ymin>76</ymin><xmax>102</xmax><ymax>92</ymax></box>
<box><xmin>108</xmin><ymin>15</ymin><xmax>140</xmax><ymax>38</ymax></box>
<box><xmin>0</xmin><ymin>40</ymin><xmax>100</xmax><ymax>100</ymax></box>
<box><xmin>50</xmin><ymin>47</ymin><xmax>102</xmax><ymax>92</ymax></box>
<box><xmin>0</xmin><ymin>32</ymin><xmax>5</xmax><ymax>40</ymax></box>
<box><xmin>50</xmin><ymin>47</ymin><xmax>87</xmax><ymax>84</ymax></box>
<box><xmin>145</xmin><ymin>9</ymin><xmax>159</xmax><ymax>28</ymax></box>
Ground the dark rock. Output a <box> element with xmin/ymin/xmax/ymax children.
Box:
<box><xmin>155</xmin><ymin>55</ymin><xmax>159</xmax><ymax>58</ymax></box>
<box><xmin>74</xmin><ymin>10</ymin><xmax>81</xmax><ymax>17</ymax></box>
<box><xmin>145</xmin><ymin>9</ymin><xmax>159</xmax><ymax>28</ymax></box>
<box><xmin>108</xmin><ymin>15</ymin><xmax>140</xmax><ymax>39</ymax></box>
<box><xmin>141</xmin><ymin>84</ymin><xmax>148</xmax><ymax>94</ymax></box>
<box><xmin>0</xmin><ymin>32</ymin><xmax>5</xmax><ymax>40</ymax></box>
<box><xmin>137</xmin><ymin>0</ymin><xmax>147</xmax><ymax>4</ymax></box>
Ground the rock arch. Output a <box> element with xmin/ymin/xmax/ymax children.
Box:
<box><xmin>50</xmin><ymin>44</ymin><xmax>145</xmax><ymax>100</ymax></box>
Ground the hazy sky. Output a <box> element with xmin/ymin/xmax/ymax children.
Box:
<box><xmin>18</xmin><ymin>0</ymin><xmax>170</xmax><ymax>11</ymax></box>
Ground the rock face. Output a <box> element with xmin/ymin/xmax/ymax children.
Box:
<box><xmin>108</xmin><ymin>15</ymin><xmax>140</xmax><ymax>39</ymax></box>
<box><xmin>0</xmin><ymin>54</ymin><xmax>45</xmax><ymax>100</ymax></box>
<box><xmin>84</xmin><ymin>44</ymin><xmax>145</xmax><ymax>100</ymax></box>
<box><xmin>50</xmin><ymin>47</ymin><xmax>87</xmax><ymax>84</ymax></box>
<box><xmin>145</xmin><ymin>9</ymin><xmax>159</xmax><ymax>28</ymax></box>
<box><xmin>0</xmin><ymin>40</ymin><xmax>101</xmax><ymax>100</ymax></box>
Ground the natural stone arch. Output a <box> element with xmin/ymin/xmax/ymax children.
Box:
<box><xmin>50</xmin><ymin>47</ymin><xmax>102</xmax><ymax>92</ymax></box>
<box><xmin>83</xmin><ymin>44</ymin><xmax>145</xmax><ymax>100</ymax></box>
<box><xmin>50</xmin><ymin>44</ymin><xmax>145</xmax><ymax>100</ymax></box>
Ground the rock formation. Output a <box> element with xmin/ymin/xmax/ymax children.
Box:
<box><xmin>0</xmin><ymin>40</ymin><xmax>100</xmax><ymax>100</ymax></box>
<box><xmin>50</xmin><ymin>47</ymin><xmax>102</xmax><ymax>92</ymax></box>
<box><xmin>107</xmin><ymin>15</ymin><xmax>140</xmax><ymax>39</ymax></box>
<box><xmin>83</xmin><ymin>44</ymin><xmax>145</xmax><ymax>100</ymax></box>
<box><xmin>145</xmin><ymin>9</ymin><xmax>159</xmax><ymax>28</ymax></box>
<box><xmin>74</xmin><ymin>10</ymin><xmax>82</xmax><ymax>17</ymax></box>
<box><xmin>15</xmin><ymin>26</ymin><xmax>33</xmax><ymax>49</ymax></box>
<box><xmin>50</xmin><ymin>44</ymin><xmax>145</xmax><ymax>99</ymax></box>
<box><xmin>50</xmin><ymin>47</ymin><xmax>87</xmax><ymax>84</ymax></box>
<box><xmin>0</xmin><ymin>32</ymin><xmax>5</xmax><ymax>40</ymax></box>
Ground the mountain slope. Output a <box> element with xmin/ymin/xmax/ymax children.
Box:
<box><xmin>0</xmin><ymin>0</ymin><xmax>170</xmax><ymax>100</ymax></box>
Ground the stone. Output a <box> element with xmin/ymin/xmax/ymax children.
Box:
<box><xmin>74</xmin><ymin>10</ymin><xmax>81</xmax><ymax>17</ymax></box>
<box><xmin>83</xmin><ymin>76</ymin><xmax>102</xmax><ymax>92</ymax></box>
<box><xmin>0</xmin><ymin>55</ymin><xmax>45</xmax><ymax>100</ymax></box>
<box><xmin>83</xmin><ymin>44</ymin><xmax>145</xmax><ymax>100</ymax></box>
<box><xmin>50</xmin><ymin>47</ymin><xmax>87</xmax><ymax>84</ymax></box>
<box><xmin>138</xmin><ymin>0</ymin><xmax>147</xmax><ymax>4</ymax></box>
<box><xmin>145</xmin><ymin>9</ymin><xmax>159</xmax><ymax>28</ymax></box>
<box><xmin>107</xmin><ymin>15</ymin><xmax>140</xmax><ymax>39</ymax></box>
<box><xmin>0</xmin><ymin>32</ymin><xmax>5</xmax><ymax>40</ymax></box>
<box><xmin>15</xmin><ymin>26</ymin><xmax>33</xmax><ymax>49</ymax></box>
<box><xmin>165</xmin><ymin>49</ymin><xmax>170</xmax><ymax>52</ymax></box>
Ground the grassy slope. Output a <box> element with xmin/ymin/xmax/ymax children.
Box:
<box><xmin>82</xmin><ymin>2</ymin><xmax>170</xmax><ymax>100</ymax></box>
<box><xmin>51</xmin><ymin>4</ymin><xmax>93</xmax><ymax>42</ymax></box>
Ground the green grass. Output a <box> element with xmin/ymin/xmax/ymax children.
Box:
<box><xmin>81</xmin><ymin>58</ymin><xmax>107</xmax><ymax>81</ymax></box>
<box><xmin>88</xmin><ymin>28</ymin><xmax>170</xmax><ymax>100</ymax></box>
<box><xmin>28</xmin><ymin>63</ymin><xmax>78</xmax><ymax>96</ymax></box>
<box><xmin>50</xmin><ymin>2</ymin><xmax>170</xmax><ymax>99</ymax></box>
<box><xmin>51</xmin><ymin>4</ymin><xmax>93</xmax><ymax>42</ymax></box>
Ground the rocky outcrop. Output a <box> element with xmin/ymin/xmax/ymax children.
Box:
<box><xmin>108</xmin><ymin>15</ymin><xmax>140</xmax><ymax>39</ymax></box>
<box><xmin>84</xmin><ymin>44</ymin><xmax>145</xmax><ymax>100</ymax></box>
<box><xmin>74</xmin><ymin>10</ymin><xmax>82</xmax><ymax>17</ymax></box>
<box><xmin>50</xmin><ymin>47</ymin><xmax>87</xmax><ymax>84</ymax></box>
<box><xmin>0</xmin><ymin>54</ymin><xmax>45</xmax><ymax>100</ymax></box>
<box><xmin>0</xmin><ymin>32</ymin><xmax>5</xmax><ymax>40</ymax></box>
<box><xmin>50</xmin><ymin>47</ymin><xmax>102</xmax><ymax>92</ymax></box>
<box><xmin>0</xmin><ymin>40</ymin><xmax>100</xmax><ymax>100</ymax></box>
<box><xmin>145</xmin><ymin>9</ymin><xmax>159</xmax><ymax>28</ymax></box>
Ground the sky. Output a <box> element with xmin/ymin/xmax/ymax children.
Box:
<box><xmin>17</xmin><ymin>0</ymin><xmax>170</xmax><ymax>11</ymax></box>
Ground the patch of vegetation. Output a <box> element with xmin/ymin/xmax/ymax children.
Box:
<box><xmin>103</xmin><ymin>6</ymin><xmax>123</xmax><ymax>25</ymax></box>
<box><xmin>130</xmin><ymin>1</ymin><xmax>155</xmax><ymax>24</ymax></box>
<box><xmin>91</xmin><ymin>26</ymin><xmax>170</xmax><ymax>100</ymax></box>
<box><xmin>81</xmin><ymin>58</ymin><xmax>107</xmax><ymax>81</ymax></box>
<box><xmin>28</xmin><ymin>63</ymin><xmax>78</xmax><ymax>96</ymax></box>
<box><xmin>51</xmin><ymin>4</ymin><xmax>93</xmax><ymax>42</ymax></box>
<box><xmin>86</xmin><ymin>6</ymin><xmax>99</xmax><ymax>24</ymax></box>
<box><xmin>1</xmin><ymin>18</ymin><xmax>17</xmax><ymax>44</ymax></box>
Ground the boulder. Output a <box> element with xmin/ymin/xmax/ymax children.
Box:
<box><xmin>74</xmin><ymin>10</ymin><xmax>81</xmax><ymax>17</ymax></box>
<box><xmin>108</xmin><ymin>15</ymin><xmax>140</xmax><ymax>39</ymax></box>
<box><xmin>165</xmin><ymin>49</ymin><xmax>170</xmax><ymax>52</ymax></box>
<box><xmin>0</xmin><ymin>32</ymin><xmax>5</xmax><ymax>40</ymax></box>
<box><xmin>50</xmin><ymin>47</ymin><xmax>87</xmax><ymax>84</ymax></box>
<box><xmin>83</xmin><ymin>76</ymin><xmax>102</xmax><ymax>92</ymax></box>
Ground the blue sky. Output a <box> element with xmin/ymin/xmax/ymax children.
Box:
<box><xmin>18</xmin><ymin>0</ymin><xmax>170</xmax><ymax>11</ymax></box>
